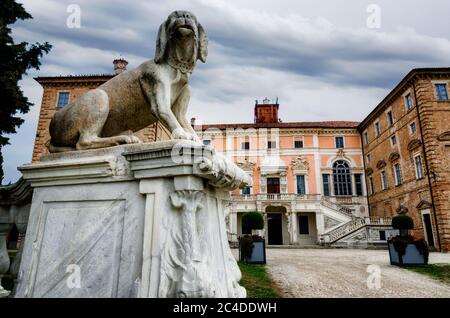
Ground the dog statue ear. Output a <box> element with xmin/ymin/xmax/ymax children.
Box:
<box><xmin>197</xmin><ymin>23</ymin><xmax>208</xmax><ymax>63</ymax></box>
<box><xmin>155</xmin><ymin>20</ymin><xmax>168</xmax><ymax>64</ymax></box>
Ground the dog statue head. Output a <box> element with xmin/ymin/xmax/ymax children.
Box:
<box><xmin>154</xmin><ymin>10</ymin><xmax>208</xmax><ymax>72</ymax></box>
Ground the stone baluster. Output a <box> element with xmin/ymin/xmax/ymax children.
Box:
<box><xmin>0</xmin><ymin>224</ymin><xmax>12</xmax><ymax>298</ymax></box>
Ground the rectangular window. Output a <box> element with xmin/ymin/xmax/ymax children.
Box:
<box><xmin>299</xmin><ymin>216</ymin><xmax>309</xmax><ymax>235</ymax></box>
<box><xmin>335</xmin><ymin>136</ymin><xmax>344</xmax><ymax>149</ymax></box>
<box><xmin>57</xmin><ymin>92</ymin><xmax>70</xmax><ymax>108</ymax></box>
<box><xmin>435</xmin><ymin>83</ymin><xmax>449</xmax><ymax>101</ymax></box>
<box><xmin>242</xmin><ymin>142</ymin><xmax>250</xmax><ymax>150</ymax></box>
<box><xmin>391</xmin><ymin>135</ymin><xmax>397</xmax><ymax>146</ymax></box>
<box><xmin>363</xmin><ymin>131</ymin><xmax>368</xmax><ymax>145</ymax></box>
<box><xmin>294</xmin><ymin>140</ymin><xmax>304</xmax><ymax>148</ymax></box>
<box><xmin>387</xmin><ymin>110</ymin><xmax>394</xmax><ymax>127</ymax></box>
<box><xmin>267</xmin><ymin>141</ymin><xmax>277</xmax><ymax>149</ymax></box>
<box><xmin>369</xmin><ymin>176</ymin><xmax>374</xmax><ymax>195</ymax></box>
<box><xmin>354</xmin><ymin>174</ymin><xmax>363</xmax><ymax>196</ymax></box>
<box><xmin>296</xmin><ymin>175</ymin><xmax>306</xmax><ymax>195</ymax></box>
<box><xmin>415</xmin><ymin>155</ymin><xmax>424</xmax><ymax>179</ymax></box>
<box><xmin>322</xmin><ymin>174</ymin><xmax>330</xmax><ymax>196</ymax></box>
<box><xmin>203</xmin><ymin>139</ymin><xmax>211</xmax><ymax>146</ymax></box>
<box><xmin>381</xmin><ymin>170</ymin><xmax>387</xmax><ymax>190</ymax></box>
<box><xmin>405</xmin><ymin>94</ymin><xmax>413</xmax><ymax>111</ymax></box>
<box><xmin>374</xmin><ymin>122</ymin><xmax>381</xmax><ymax>137</ymax></box>
<box><xmin>409</xmin><ymin>122</ymin><xmax>417</xmax><ymax>134</ymax></box>
<box><xmin>241</xmin><ymin>186</ymin><xmax>251</xmax><ymax>195</ymax></box>
<box><xmin>394</xmin><ymin>163</ymin><xmax>402</xmax><ymax>186</ymax></box>
<box><xmin>367</xmin><ymin>153</ymin><xmax>371</xmax><ymax>164</ymax></box>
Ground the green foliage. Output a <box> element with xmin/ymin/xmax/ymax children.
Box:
<box><xmin>392</xmin><ymin>213</ymin><xmax>414</xmax><ymax>230</ymax></box>
<box><xmin>0</xmin><ymin>0</ymin><xmax>51</xmax><ymax>183</ymax></box>
<box><xmin>407</xmin><ymin>264</ymin><xmax>450</xmax><ymax>284</ymax></box>
<box><xmin>242</xmin><ymin>212</ymin><xmax>264</xmax><ymax>232</ymax></box>
<box><xmin>238</xmin><ymin>235</ymin><xmax>254</xmax><ymax>262</ymax></box>
<box><xmin>238</xmin><ymin>263</ymin><xmax>282</xmax><ymax>298</ymax></box>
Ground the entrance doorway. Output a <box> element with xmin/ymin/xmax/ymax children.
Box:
<box><xmin>267</xmin><ymin>177</ymin><xmax>280</xmax><ymax>194</ymax></box>
<box><xmin>267</xmin><ymin>213</ymin><xmax>283</xmax><ymax>245</ymax></box>
<box><xmin>422</xmin><ymin>212</ymin><xmax>435</xmax><ymax>247</ymax></box>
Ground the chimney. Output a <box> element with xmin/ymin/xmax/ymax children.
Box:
<box><xmin>113</xmin><ymin>58</ymin><xmax>128</xmax><ymax>75</ymax></box>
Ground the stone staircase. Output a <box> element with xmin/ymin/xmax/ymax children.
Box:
<box><xmin>319</xmin><ymin>217</ymin><xmax>392</xmax><ymax>245</ymax></box>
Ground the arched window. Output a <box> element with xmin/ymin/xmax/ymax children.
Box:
<box><xmin>333</xmin><ymin>160</ymin><xmax>352</xmax><ymax>196</ymax></box>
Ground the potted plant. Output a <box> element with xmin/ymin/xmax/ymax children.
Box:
<box><xmin>239</xmin><ymin>212</ymin><xmax>266</xmax><ymax>264</ymax></box>
<box><xmin>388</xmin><ymin>206</ymin><xmax>429</xmax><ymax>266</ymax></box>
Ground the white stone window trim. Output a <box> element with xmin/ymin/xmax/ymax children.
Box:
<box><xmin>409</xmin><ymin>121</ymin><xmax>417</xmax><ymax>135</ymax></box>
<box><xmin>385</xmin><ymin>107</ymin><xmax>395</xmax><ymax>127</ymax></box>
<box><xmin>294</xmin><ymin>173</ymin><xmax>309</xmax><ymax>195</ymax></box>
<box><xmin>420</xmin><ymin>209</ymin><xmax>435</xmax><ymax>247</ymax></box>
<box><xmin>374</xmin><ymin>120</ymin><xmax>381</xmax><ymax>137</ymax></box>
<box><xmin>56</xmin><ymin>90</ymin><xmax>71</xmax><ymax>108</ymax></box>
<box><xmin>368</xmin><ymin>175</ymin><xmax>374</xmax><ymax>195</ymax></box>
<box><xmin>393</xmin><ymin>163</ymin><xmax>402</xmax><ymax>186</ymax></box>
<box><xmin>366</xmin><ymin>153</ymin><xmax>371</xmax><ymax>164</ymax></box>
<box><xmin>390</xmin><ymin>134</ymin><xmax>398</xmax><ymax>147</ymax></box>
<box><xmin>363</xmin><ymin>130</ymin><xmax>369</xmax><ymax>145</ymax></box>
<box><xmin>293</xmin><ymin>136</ymin><xmax>304</xmax><ymax>149</ymax></box>
<box><xmin>334</xmin><ymin>135</ymin><xmax>345</xmax><ymax>149</ymax></box>
<box><xmin>380</xmin><ymin>170</ymin><xmax>387</xmax><ymax>191</ymax></box>
<box><xmin>413</xmin><ymin>152</ymin><xmax>424</xmax><ymax>180</ymax></box>
<box><xmin>402</xmin><ymin>89</ymin><xmax>414</xmax><ymax>112</ymax></box>
<box><xmin>431</xmin><ymin>80</ymin><xmax>449</xmax><ymax>101</ymax></box>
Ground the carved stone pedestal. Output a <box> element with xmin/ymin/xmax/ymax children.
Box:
<box><xmin>15</xmin><ymin>140</ymin><xmax>250</xmax><ymax>298</ymax></box>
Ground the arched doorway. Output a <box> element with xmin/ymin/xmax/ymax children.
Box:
<box><xmin>265</xmin><ymin>206</ymin><xmax>287</xmax><ymax>245</ymax></box>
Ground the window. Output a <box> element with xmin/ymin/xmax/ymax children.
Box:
<box><xmin>294</xmin><ymin>140</ymin><xmax>304</xmax><ymax>149</ymax></box>
<box><xmin>296</xmin><ymin>175</ymin><xmax>306</xmax><ymax>195</ymax></box>
<box><xmin>299</xmin><ymin>216</ymin><xmax>309</xmax><ymax>235</ymax></box>
<box><xmin>414</xmin><ymin>155</ymin><xmax>424</xmax><ymax>179</ymax></box>
<box><xmin>241</xmin><ymin>186</ymin><xmax>251</xmax><ymax>195</ymax></box>
<box><xmin>409</xmin><ymin>122</ymin><xmax>417</xmax><ymax>134</ymax></box>
<box><xmin>367</xmin><ymin>153</ymin><xmax>371</xmax><ymax>164</ymax></box>
<box><xmin>391</xmin><ymin>135</ymin><xmax>397</xmax><ymax>146</ymax></box>
<box><xmin>379</xmin><ymin>230</ymin><xmax>386</xmax><ymax>241</ymax></box>
<box><xmin>363</xmin><ymin>131</ymin><xmax>369</xmax><ymax>145</ymax></box>
<box><xmin>405</xmin><ymin>94</ymin><xmax>413</xmax><ymax>111</ymax></box>
<box><xmin>435</xmin><ymin>83</ymin><xmax>449</xmax><ymax>101</ymax></box>
<box><xmin>381</xmin><ymin>170</ymin><xmax>387</xmax><ymax>190</ymax></box>
<box><xmin>354</xmin><ymin>174</ymin><xmax>363</xmax><ymax>196</ymax></box>
<box><xmin>267</xmin><ymin>141</ymin><xmax>277</xmax><ymax>149</ymax></box>
<box><xmin>333</xmin><ymin>160</ymin><xmax>352</xmax><ymax>196</ymax></box>
<box><xmin>267</xmin><ymin>177</ymin><xmax>280</xmax><ymax>194</ymax></box>
<box><xmin>335</xmin><ymin>136</ymin><xmax>344</xmax><ymax>149</ymax></box>
<box><xmin>386</xmin><ymin>110</ymin><xmax>394</xmax><ymax>127</ymax></box>
<box><xmin>57</xmin><ymin>92</ymin><xmax>70</xmax><ymax>108</ymax></box>
<box><xmin>394</xmin><ymin>163</ymin><xmax>402</xmax><ymax>186</ymax></box>
<box><xmin>203</xmin><ymin>139</ymin><xmax>211</xmax><ymax>146</ymax></box>
<box><xmin>369</xmin><ymin>176</ymin><xmax>374</xmax><ymax>195</ymax></box>
<box><xmin>242</xmin><ymin>142</ymin><xmax>250</xmax><ymax>150</ymax></box>
<box><xmin>374</xmin><ymin>121</ymin><xmax>381</xmax><ymax>137</ymax></box>
<box><xmin>322</xmin><ymin>174</ymin><xmax>330</xmax><ymax>196</ymax></box>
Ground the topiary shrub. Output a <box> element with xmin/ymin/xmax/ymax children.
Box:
<box><xmin>242</xmin><ymin>212</ymin><xmax>264</xmax><ymax>234</ymax></box>
<box><xmin>392</xmin><ymin>210</ymin><xmax>414</xmax><ymax>237</ymax></box>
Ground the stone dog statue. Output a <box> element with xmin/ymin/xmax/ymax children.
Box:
<box><xmin>48</xmin><ymin>10</ymin><xmax>207</xmax><ymax>152</ymax></box>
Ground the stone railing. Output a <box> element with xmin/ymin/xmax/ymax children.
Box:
<box><xmin>320</xmin><ymin>197</ymin><xmax>354</xmax><ymax>217</ymax></box>
<box><xmin>231</xmin><ymin>193</ymin><xmax>322</xmax><ymax>202</ymax></box>
<box><xmin>320</xmin><ymin>217</ymin><xmax>392</xmax><ymax>244</ymax></box>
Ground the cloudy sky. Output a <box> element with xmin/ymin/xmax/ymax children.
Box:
<box><xmin>3</xmin><ymin>0</ymin><xmax>450</xmax><ymax>183</ymax></box>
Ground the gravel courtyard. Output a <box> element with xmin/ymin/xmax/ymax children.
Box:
<box><xmin>263</xmin><ymin>249</ymin><xmax>450</xmax><ymax>298</ymax></box>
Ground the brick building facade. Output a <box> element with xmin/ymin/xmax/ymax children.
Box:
<box><xmin>31</xmin><ymin>59</ymin><xmax>170</xmax><ymax>162</ymax></box>
<box><xmin>358</xmin><ymin>68</ymin><xmax>450</xmax><ymax>252</ymax></box>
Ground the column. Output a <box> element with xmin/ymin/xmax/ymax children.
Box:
<box><xmin>315</xmin><ymin>212</ymin><xmax>325</xmax><ymax>243</ymax></box>
<box><xmin>291</xmin><ymin>212</ymin><xmax>298</xmax><ymax>244</ymax></box>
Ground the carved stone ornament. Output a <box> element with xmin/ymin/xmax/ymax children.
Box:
<box><xmin>324</xmin><ymin>216</ymin><xmax>341</xmax><ymax>230</ymax></box>
<box><xmin>336</xmin><ymin>149</ymin><xmax>345</xmax><ymax>158</ymax></box>
<box><xmin>365</xmin><ymin>167</ymin><xmax>374</xmax><ymax>175</ymax></box>
<box><xmin>236</xmin><ymin>158</ymin><xmax>256</xmax><ymax>172</ymax></box>
<box><xmin>160</xmin><ymin>190</ymin><xmax>216</xmax><ymax>298</ymax></box>
<box><xmin>407</xmin><ymin>139</ymin><xmax>422</xmax><ymax>152</ymax></box>
<box><xmin>376</xmin><ymin>160</ymin><xmax>387</xmax><ymax>170</ymax></box>
<box><xmin>290</xmin><ymin>156</ymin><xmax>309</xmax><ymax>171</ymax></box>
<box><xmin>388</xmin><ymin>151</ymin><xmax>400</xmax><ymax>162</ymax></box>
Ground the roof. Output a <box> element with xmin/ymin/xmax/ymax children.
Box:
<box><xmin>358</xmin><ymin>67</ymin><xmax>450</xmax><ymax>131</ymax></box>
<box><xmin>200</xmin><ymin>121</ymin><xmax>360</xmax><ymax>130</ymax></box>
<box><xmin>34</xmin><ymin>74</ymin><xmax>114</xmax><ymax>84</ymax></box>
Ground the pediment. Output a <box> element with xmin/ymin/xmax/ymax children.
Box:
<box><xmin>416</xmin><ymin>200</ymin><xmax>432</xmax><ymax>210</ymax></box>
<box><xmin>376</xmin><ymin>160</ymin><xmax>386</xmax><ymax>169</ymax></box>
<box><xmin>388</xmin><ymin>152</ymin><xmax>400</xmax><ymax>162</ymax></box>
<box><xmin>290</xmin><ymin>156</ymin><xmax>309</xmax><ymax>171</ymax></box>
<box><xmin>236</xmin><ymin>158</ymin><xmax>256</xmax><ymax>171</ymax></box>
<box><xmin>407</xmin><ymin>139</ymin><xmax>422</xmax><ymax>151</ymax></box>
<box><xmin>437</xmin><ymin>131</ymin><xmax>450</xmax><ymax>142</ymax></box>
<box><xmin>365</xmin><ymin>167</ymin><xmax>373</xmax><ymax>175</ymax></box>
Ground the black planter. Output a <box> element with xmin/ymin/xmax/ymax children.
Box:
<box><xmin>239</xmin><ymin>239</ymin><xmax>266</xmax><ymax>264</ymax></box>
<box><xmin>388</xmin><ymin>241</ymin><xmax>428</xmax><ymax>266</ymax></box>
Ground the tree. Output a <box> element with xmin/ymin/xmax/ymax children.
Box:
<box><xmin>0</xmin><ymin>0</ymin><xmax>51</xmax><ymax>183</ymax></box>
